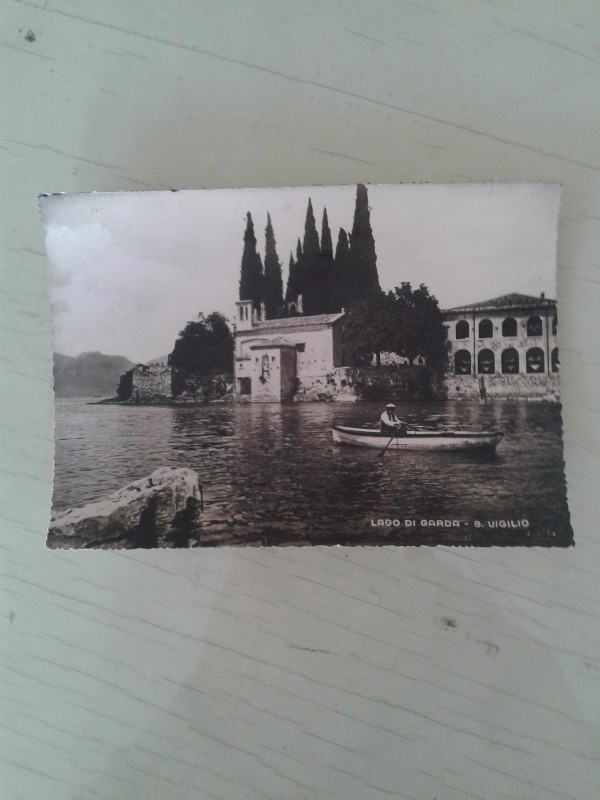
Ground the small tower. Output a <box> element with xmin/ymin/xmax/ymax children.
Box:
<box><xmin>235</xmin><ymin>300</ymin><xmax>254</xmax><ymax>332</ymax></box>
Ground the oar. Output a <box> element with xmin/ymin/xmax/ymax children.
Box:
<box><xmin>377</xmin><ymin>422</ymin><xmax>430</xmax><ymax>456</ymax></box>
<box><xmin>376</xmin><ymin>427</ymin><xmax>403</xmax><ymax>458</ymax></box>
<box><xmin>377</xmin><ymin>423</ymin><xmax>415</xmax><ymax>458</ymax></box>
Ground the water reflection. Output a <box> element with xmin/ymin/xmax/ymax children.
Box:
<box><xmin>54</xmin><ymin>399</ymin><xmax>572</xmax><ymax>546</ymax></box>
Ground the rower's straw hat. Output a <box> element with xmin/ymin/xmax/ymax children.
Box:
<box><xmin>386</xmin><ymin>403</ymin><xmax>396</xmax><ymax>409</ymax></box>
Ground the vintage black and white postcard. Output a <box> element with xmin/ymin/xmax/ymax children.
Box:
<box><xmin>40</xmin><ymin>183</ymin><xmax>572</xmax><ymax>548</ymax></box>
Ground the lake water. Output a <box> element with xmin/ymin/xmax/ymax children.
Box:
<box><xmin>53</xmin><ymin>399</ymin><xmax>572</xmax><ymax>547</ymax></box>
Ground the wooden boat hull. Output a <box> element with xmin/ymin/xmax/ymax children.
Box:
<box><xmin>332</xmin><ymin>425</ymin><xmax>503</xmax><ymax>452</ymax></box>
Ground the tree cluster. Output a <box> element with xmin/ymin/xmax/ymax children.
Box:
<box><xmin>238</xmin><ymin>184</ymin><xmax>381</xmax><ymax>319</ymax></box>
<box><xmin>343</xmin><ymin>283</ymin><xmax>448</xmax><ymax>373</ymax></box>
<box><xmin>170</xmin><ymin>312</ymin><xmax>233</xmax><ymax>394</ymax></box>
<box><xmin>237</xmin><ymin>187</ymin><xmax>446</xmax><ymax>375</ymax></box>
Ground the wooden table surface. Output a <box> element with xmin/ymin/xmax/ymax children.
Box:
<box><xmin>1</xmin><ymin>2</ymin><xmax>599</xmax><ymax>798</ymax></box>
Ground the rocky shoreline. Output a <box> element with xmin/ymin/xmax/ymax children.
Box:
<box><xmin>48</xmin><ymin>467</ymin><xmax>204</xmax><ymax>549</ymax></box>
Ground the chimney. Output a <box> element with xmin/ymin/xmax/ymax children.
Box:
<box><xmin>260</xmin><ymin>301</ymin><xmax>266</xmax><ymax>320</ymax></box>
<box><xmin>541</xmin><ymin>292</ymin><xmax>545</xmax><ymax>299</ymax></box>
<box><xmin>297</xmin><ymin>294</ymin><xmax>303</xmax><ymax>315</ymax></box>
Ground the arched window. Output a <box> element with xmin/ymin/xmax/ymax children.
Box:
<box><xmin>552</xmin><ymin>316</ymin><xmax>557</xmax><ymax>335</ymax></box>
<box><xmin>501</xmin><ymin>347</ymin><xmax>519</xmax><ymax>374</ymax></box>
<box><xmin>478</xmin><ymin>319</ymin><xmax>493</xmax><ymax>339</ymax></box>
<box><xmin>456</xmin><ymin>320</ymin><xmax>470</xmax><ymax>340</ymax></box>
<box><xmin>454</xmin><ymin>349</ymin><xmax>471</xmax><ymax>375</ymax></box>
<box><xmin>526</xmin><ymin>347</ymin><xmax>545</xmax><ymax>373</ymax></box>
<box><xmin>527</xmin><ymin>316</ymin><xmax>543</xmax><ymax>336</ymax></box>
<box><xmin>551</xmin><ymin>348</ymin><xmax>559</xmax><ymax>373</ymax></box>
<box><xmin>502</xmin><ymin>317</ymin><xmax>517</xmax><ymax>337</ymax></box>
<box><xmin>477</xmin><ymin>349</ymin><xmax>495</xmax><ymax>374</ymax></box>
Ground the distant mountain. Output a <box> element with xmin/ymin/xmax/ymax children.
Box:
<box><xmin>146</xmin><ymin>354</ymin><xmax>170</xmax><ymax>366</ymax></box>
<box><xmin>53</xmin><ymin>352</ymin><xmax>136</xmax><ymax>397</ymax></box>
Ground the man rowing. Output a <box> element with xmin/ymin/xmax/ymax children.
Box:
<box><xmin>380</xmin><ymin>403</ymin><xmax>407</xmax><ymax>435</ymax></box>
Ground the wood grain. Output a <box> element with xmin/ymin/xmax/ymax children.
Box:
<box><xmin>1</xmin><ymin>1</ymin><xmax>599</xmax><ymax>798</ymax></box>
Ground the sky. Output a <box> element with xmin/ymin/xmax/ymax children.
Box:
<box><xmin>40</xmin><ymin>183</ymin><xmax>560</xmax><ymax>363</ymax></box>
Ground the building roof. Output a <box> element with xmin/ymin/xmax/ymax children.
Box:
<box><xmin>239</xmin><ymin>311</ymin><xmax>344</xmax><ymax>334</ymax></box>
<box><xmin>443</xmin><ymin>293</ymin><xmax>556</xmax><ymax>314</ymax></box>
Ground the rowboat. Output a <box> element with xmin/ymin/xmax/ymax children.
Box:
<box><xmin>332</xmin><ymin>425</ymin><xmax>503</xmax><ymax>452</ymax></box>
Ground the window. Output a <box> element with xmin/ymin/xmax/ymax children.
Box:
<box><xmin>478</xmin><ymin>319</ymin><xmax>493</xmax><ymax>339</ymax></box>
<box><xmin>454</xmin><ymin>349</ymin><xmax>471</xmax><ymax>375</ymax></box>
<box><xmin>296</xmin><ymin>343</ymin><xmax>305</xmax><ymax>352</ymax></box>
<box><xmin>477</xmin><ymin>349</ymin><xmax>495</xmax><ymax>374</ymax></box>
<box><xmin>502</xmin><ymin>317</ymin><xmax>517</xmax><ymax>337</ymax></box>
<box><xmin>456</xmin><ymin>320</ymin><xmax>469</xmax><ymax>340</ymax></box>
<box><xmin>501</xmin><ymin>347</ymin><xmax>519</xmax><ymax>374</ymax></box>
<box><xmin>552</xmin><ymin>316</ymin><xmax>557</xmax><ymax>336</ymax></box>
<box><xmin>527</xmin><ymin>316</ymin><xmax>543</xmax><ymax>336</ymax></box>
<box><xmin>526</xmin><ymin>347</ymin><xmax>545</xmax><ymax>373</ymax></box>
<box><xmin>238</xmin><ymin>377</ymin><xmax>251</xmax><ymax>395</ymax></box>
<box><xmin>551</xmin><ymin>348</ymin><xmax>559</xmax><ymax>373</ymax></box>
<box><xmin>239</xmin><ymin>306</ymin><xmax>244</xmax><ymax>320</ymax></box>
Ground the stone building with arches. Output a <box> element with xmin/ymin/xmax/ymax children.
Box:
<box><xmin>443</xmin><ymin>293</ymin><xmax>560</xmax><ymax>400</ymax></box>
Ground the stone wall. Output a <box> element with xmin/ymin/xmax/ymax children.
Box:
<box><xmin>293</xmin><ymin>367</ymin><xmax>357</xmax><ymax>402</ymax></box>
<box><xmin>293</xmin><ymin>365</ymin><xmax>442</xmax><ymax>402</ymax></box>
<box><xmin>446</xmin><ymin>372</ymin><xmax>561</xmax><ymax>401</ymax></box>
<box><xmin>172</xmin><ymin>371</ymin><xmax>232</xmax><ymax>402</ymax></box>
<box><xmin>131</xmin><ymin>364</ymin><xmax>172</xmax><ymax>402</ymax></box>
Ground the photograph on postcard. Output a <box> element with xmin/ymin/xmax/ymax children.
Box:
<box><xmin>40</xmin><ymin>183</ymin><xmax>572</xmax><ymax>548</ymax></box>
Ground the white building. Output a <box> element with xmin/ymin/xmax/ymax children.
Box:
<box><xmin>233</xmin><ymin>300</ymin><xmax>349</xmax><ymax>402</ymax></box>
<box><xmin>443</xmin><ymin>293</ymin><xmax>560</xmax><ymax>400</ymax></box>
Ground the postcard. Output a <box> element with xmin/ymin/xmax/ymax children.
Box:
<box><xmin>40</xmin><ymin>183</ymin><xmax>572</xmax><ymax>548</ymax></box>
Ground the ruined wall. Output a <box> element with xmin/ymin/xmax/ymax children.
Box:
<box><xmin>173</xmin><ymin>372</ymin><xmax>232</xmax><ymax>402</ymax></box>
<box><xmin>293</xmin><ymin>366</ymin><xmax>441</xmax><ymax>402</ymax></box>
<box><xmin>131</xmin><ymin>364</ymin><xmax>172</xmax><ymax>402</ymax></box>
<box><xmin>293</xmin><ymin>367</ymin><xmax>356</xmax><ymax>402</ymax></box>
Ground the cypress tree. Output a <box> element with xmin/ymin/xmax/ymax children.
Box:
<box><xmin>320</xmin><ymin>208</ymin><xmax>333</xmax><ymax>258</ymax></box>
<box><xmin>334</xmin><ymin>227</ymin><xmax>352</xmax><ymax>311</ymax></box>
<box><xmin>284</xmin><ymin>252</ymin><xmax>296</xmax><ymax>315</ymax></box>
<box><xmin>349</xmin><ymin>184</ymin><xmax>380</xmax><ymax>300</ymax></box>
<box><xmin>263</xmin><ymin>213</ymin><xmax>284</xmax><ymax>319</ymax></box>
<box><xmin>319</xmin><ymin>208</ymin><xmax>335</xmax><ymax>313</ymax></box>
<box><xmin>239</xmin><ymin>212</ymin><xmax>264</xmax><ymax>314</ymax></box>
<box><xmin>285</xmin><ymin>240</ymin><xmax>304</xmax><ymax>314</ymax></box>
<box><xmin>303</xmin><ymin>198</ymin><xmax>320</xmax><ymax>259</ymax></box>
<box><xmin>301</xmin><ymin>198</ymin><xmax>322</xmax><ymax>315</ymax></box>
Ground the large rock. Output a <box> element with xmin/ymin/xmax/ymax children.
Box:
<box><xmin>48</xmin><ymin>467</ymin><xmax>202</xmax><ymax>549</ymax></box>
